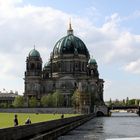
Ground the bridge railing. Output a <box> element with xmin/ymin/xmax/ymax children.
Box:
<box><xmin>108</xmin><ymin>105</ymin><xmax>139</xmax><ymax>110</ymax></box>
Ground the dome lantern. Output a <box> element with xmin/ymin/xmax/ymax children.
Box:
<box><xmin>67</xmin><ymin>19</ymin><xmax>73</xmax><ymax>35</ymax></box>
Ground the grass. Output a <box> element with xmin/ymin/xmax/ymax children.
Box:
<box><xmin>0</xmin><ymin>113</ymin><xmax>77</xmax><ymax>128</ymax></box>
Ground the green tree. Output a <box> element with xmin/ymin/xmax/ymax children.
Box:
<box><xmin>0</xmin><ymin>103</ymin><xmax>8</xmax><ymax>108</ymax></box>
<box><xmin>128</xmin><ymin>99</ymin><xmax>135</xmax><ymax>105</ymax></box>
<box><xmin>41</xmin><ymin>95</ymin><xmax>48</xmax><ymax>107</ymax></box>
<box><xmin>126</xmin><ymin>97</ymin><xmax>129</xmax><ymax>106</ymax></box>
<box><xmin>135</xmin><ymin>99</ymin><xmax>138</xmax><ymax>106</ymax></box>
<box><xmin>108</xmin><ymin>98</ymin><xmax>112</xmax><ymax>107</ymax></box>
<box><xmin>41</xmin><ymin>94</ymin><xmax>53</xmax><ymax>107</ymax></box>
<box><xmin>52</xmin><ymin>91</ymin><xmax>64</xmax><ymax>107</ymax></box>
<box><xmin>71</xmin><ymin>92</ymin><xmax>76</xmax><ymax>107</ymax></box>
<box><xmin>71</xmin><ymin>90</ymin><xmax>81</xmax><ymax>108</ymax></box>
<box><xmin>122</xmin><ymin>99</ymin><xmax>125</xmax><ymax>105</ymax></box>
<box><xmin>13</xmin><ymin>96</ymin><xmax>24</xmax><ymax>107</ymax></box>
<box><xmin>29</xmin><ymin>97</ymin><xmax>37</xmax><ymax>107</ymax></box>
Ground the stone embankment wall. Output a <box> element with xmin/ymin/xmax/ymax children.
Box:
<box><xmin>0</xmin><ymin>108</ymin><xmax>74</xmax><ymax>114</ymax></box>
<box><xmin>0</xmin><ymin>114</ymin><xmax>94</xmax><ymax>140</ymax></box>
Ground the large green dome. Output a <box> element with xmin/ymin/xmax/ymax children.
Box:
<box><xmin>29</xmin><ymin>49</ymin><xmax>40</xmax><ymax>57</ymax></box>
<box><xmin>53</xmin><ymin>25</ymin><xmax>90</xmax><ymax>58</ymax></box>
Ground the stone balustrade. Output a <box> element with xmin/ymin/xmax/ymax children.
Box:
<box><xmin>0</xmin><ymin>108</ymin><xmax>74</xmax><ymax>114</ymax></box>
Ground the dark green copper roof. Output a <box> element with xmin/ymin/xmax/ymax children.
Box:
<box><xmin>29</xmin><ymin>49</ymin><xmax>40</xmax><ymax>57</ymax></box>
<box><xmin>53</xmin><ymin>34</ymin><xmax>90</xmax><ymax>58</ymax></box>
<box><xmin>43</xmin><ymin>61</ymin><xmax>50</xmax><ymax>70</ymax></box>
<box><xmin>44</xmin><ymin>61</ymin><xmax>50</xmax><ymax>67</ymax></box>
<box><xmin>88</xmin><ymin>58</ymin><xmax>97</xmax><ymax>64</ymax></box>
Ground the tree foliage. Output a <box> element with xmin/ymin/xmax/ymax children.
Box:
<box><xmin>107</xmin><ymin>98</ymin><xmax>140</xmax><ymax>107</ymax></box>
<box><xmin>71</xmin><ymin>91</ymin><xmax>77</xmax><ymax>107</ymax></box>
<box><xmin>41</xmin><ymin>94</ymin><xmax>53</xmax><ymax>107</ymax></box>
<box><xmin>41</xmin><ymin>95</ymin><xmax>48</xmax><ymax>107</ymax></box>
<box><xmin>71</xmin><ymin>90</ymin><xmax>80</xmax><ymax>107</ymax></box>
<box><xmin>13</xmin><ymin>96</ymin><xmax>24</xmax><ymax>107</ymax></box>
<box><xmin>0</xmin><ymin>103</ymin><xmax>8</xmax><ymax>108</ymax></box>
<box><xmin>52</xmin><ymin>91</ymin><xmax>64</xmax><ymax>107</ymax></box>
<box><xmin>29</xmin><ymin>97</ymin><xmax>37</xmax><ymax>107</ymax></box>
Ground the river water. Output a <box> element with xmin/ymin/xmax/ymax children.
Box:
<box><xmin>58</xmin><ymin>113</ymin><xmax>140</xmax><ymax>140</ymax></box>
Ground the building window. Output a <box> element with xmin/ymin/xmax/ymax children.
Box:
<box><xmin>82</xmin><ymin>62</ymin><xmax>84</xmax><ymax>71</ymax></box>
<box><xmin>53</xmin><ymin>83</ymin><xmax>55</xmax><ymax>88</ymax></box>
<box><xmin>30</xmin><ymin>63</ymin><xmax>35</xmax><ymax>70</ymax></box>
<box><xmin>37</xmin><ymin>63</ymin><xmax>41</xmax><ymax>70</ymax></box>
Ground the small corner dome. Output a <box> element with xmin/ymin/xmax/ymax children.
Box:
<box><xmin>43</xmin><ymin>61</ymin><xmax>50</xmax><ymax>70</ymax></box>
<box><xmin>88</xmin><ymin>58</ymin><xmax>97</xmax><ymax>65</ymax></box>
<box><xmin>29</xmin><ymin>49</ymin><xmax>40</xmax><ymax>57</ymax></box>
<box><xmin>44</xmin><ymin>61</ymin><xmax>50</xmax><ymax>68</ymax></box>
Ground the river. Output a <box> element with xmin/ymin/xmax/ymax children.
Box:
<box><xmin>58</xmin><ymin>112</ymin><xmax>140</xmax><ymax>140</ymax></box>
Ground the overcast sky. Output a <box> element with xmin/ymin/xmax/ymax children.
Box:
<box><xmin>0</xmin><ymin>0</ymin><xmax>140</xmax><ymax>101</ymax></box>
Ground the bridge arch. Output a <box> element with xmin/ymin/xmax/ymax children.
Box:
<box><xmin>96</xmin><ymin>111</ymin><xmax>105</xmax><ymax>117</ymax></box>
<box><xmin>94</xmin><ymin>105</ymin><xmax>108</xmax><ymax>116</ymax></box>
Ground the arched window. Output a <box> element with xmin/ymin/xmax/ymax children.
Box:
<box><xmin>37</xmin><ymin>63</ymin><xmax>41</xmax><ymax>70</ymax></box>
<box><xmin>27</xmin><ymin>63</ymin><xmax>29</xmax><ymax>70</ymax></box>
<box><xmin>43</xmin><ymin>86</ymin><xmax>45</xmax><ymax>93</ymax></box>
<box><xmin>82</xmin><ymin>62</ymin><xmax>84</xmax><ymax>71</ymax></box>
<box><xmin>30</xmin><ymin>63</ymin><xmax>35</xmax><ymax>70</ymax></box>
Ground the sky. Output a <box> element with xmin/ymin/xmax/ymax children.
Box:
<box><xmin>0</xmin><ymin>0</ymin><xmax>140</xmax><ymax>101</ymax></box>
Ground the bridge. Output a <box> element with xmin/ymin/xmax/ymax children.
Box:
<box><xmin>108</xmin><ymin>105</ymin><xmax>140</xmax><ymax>116</ymax></box>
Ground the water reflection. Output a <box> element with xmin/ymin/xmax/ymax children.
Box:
<box><xmin>58</xmin><ymin>113</ymin><xmax>140</xmax><ymax>140</ymax></box>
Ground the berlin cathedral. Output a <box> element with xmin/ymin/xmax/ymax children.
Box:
<box><xmin>24</xmin><ymin>22</ymin><xmax>105</xmax><ymax>113</ymax></box>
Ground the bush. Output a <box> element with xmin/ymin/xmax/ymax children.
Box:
<box><xmin>13</xmin><ymin>96</ymin><xmax>24</xmax><ymax>107</ymax></box>
<box><xmin>41</xmin><ymin>94</ymin><xmax>53</xmax><ymax>107</ymax></box>
<box><xmin>29</xmin><ymin>97</ymin><xmax>37</xmax><ymax>107</ymax></box>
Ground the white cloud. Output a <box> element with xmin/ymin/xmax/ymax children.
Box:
<box><xmin>122</xmin><ymin>10</ymin><xmax>140</xmax><ymax>21</ymax></box>
<box><xmin>124</xmin><ymin>59</ymin><xmax>140</xmax><ymax>74</ymax></box>
<box><xmin>84</xmin><ymin>6</ymin><xmax>101</xmax><ymax>21</ymax></box>
<box><xmin>74</xmin><ymin>12</ymin><xmax>139</xmax><ymax>65</ymax></box>
<box><xmin>103</xmin><ymin>13</ymin><xmax>121</xmax><ymax>34</ymax></box>
<box><xmin>104</xmin><ymin>80</ymin><xmax>112</xmax><ymax>91</ymax></box>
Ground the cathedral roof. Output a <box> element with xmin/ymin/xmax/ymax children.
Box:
<box><xmin>53</xmin><ymin>22</ymin><xmax>90</xmax><ymax>58</ymax></box>
<box><xmin>29</xmin><ymin>48</ymin><xmax>40</xmax><ymax>57</ymax></box>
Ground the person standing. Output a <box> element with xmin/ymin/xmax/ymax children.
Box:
<box><xmin>61</xmin><ymin>114</ymin><xmax>64</xmax><ymax>119</ymax></box>
<box><xmin>14</xmin><ymin>114</ymin><xmax>18</xmax><ymax>126</ymax></box>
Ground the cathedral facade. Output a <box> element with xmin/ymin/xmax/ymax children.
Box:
<box><xmin>24</xmin><ymin>23</ymin><xmax>105</xmax><ymax>113</ymax></box>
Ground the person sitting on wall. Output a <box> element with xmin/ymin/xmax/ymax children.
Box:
<box><xmin>14</xmin><ymin>114</ymin><xmax>18</xmax><ymax>126</ymax></box>
<box><xmin>25</xmin><ymin>117</ymin><xmax>31</xmax><ymax>124</ymax></box>
<box><xmin>61</xmin><ymin>114</ymin><xmax>64</xmax><ymax>119</ymax></box>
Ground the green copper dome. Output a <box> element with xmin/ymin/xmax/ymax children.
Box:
<box><xmin>88</xmin><ymin>58</ymin><xmax>97</xmax><ymax>65</ymax></box>
<box><xmin>44</xmin><ymin>62</ymin><xmax>50</xmax><ymax>68</ymax></box>
<box><xmin>43</xmin><ymin>61</ymin><xmax>50</xmax><ymax>70</ymax></box>
<box><xmin>29</xmin><ymin>49</ymin><xmax>40</xmax><ymax>57</ymax></box>
<box><xmin>53</xmin><ymin>24</ymin><xmax>90</xmax><ymax>58</ymax></box>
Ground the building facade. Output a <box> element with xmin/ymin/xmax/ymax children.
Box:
<box><xmin>0</xmin><ymin>91</ymin><xmax>18</xmax><ymax>107</ymax></box>
<box><xmin>24</xmin><ymin>23</ymin><xmax>105</xmax><ymax>113</ymax></box>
